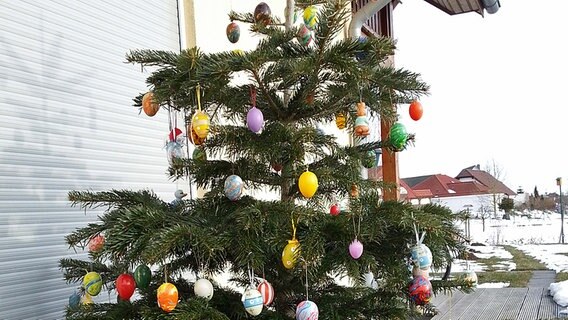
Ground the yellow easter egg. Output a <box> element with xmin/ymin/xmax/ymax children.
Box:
<box><xmin>192</xmin><ymin>111</ymin><xmax>210</xmax><ymax>139</ymax></box>
<box><xmin>298</xmin><ymin>171</ymin><xmax>318</xmax><ymax>198</ymax></box>
<box><xmin>282</xmin><ymin>238</ymin><xmax>300</xmax><ymax>269</ymax></box>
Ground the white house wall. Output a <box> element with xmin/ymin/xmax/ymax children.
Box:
<box><xmin>431</xmin><ymin>194</ymin><xmax>502</xmax><ymax>215</ymax></box>
<box><xmin>0</xmin><ymin>1</ymin><xmax>180</xmax><ymax>319</ymax></box>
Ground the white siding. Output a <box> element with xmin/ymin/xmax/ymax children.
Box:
<box><xmin>0</xmin><ymin>1</ymin><xmax>181</xmax><ymax>319</ymax></box>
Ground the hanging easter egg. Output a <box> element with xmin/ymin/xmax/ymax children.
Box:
<box><xmin>330</xmin><ymin>204</ymin><xmax>340</xmax><ymax>216</ymax></box>
<box><xmin>116</xmin><ymin>273</ymin><xmax>136</xmax><ymax>300</ymax></box>
<box><xmin>165</xmin><ymin>141</ymin><xmax>184</xmax><ymax>165</ymax></box>
<box><xmin>226</xmin><ymin>22</ymin><xmax>240</xmax><ymax>43</ymax></box>
<box><xmin>82</xmin><ymin>271</ymin><xmax>102</xmax><ymax>296</ymax></box>
<box><xmin>194</xmin><ymin>278</ymin><xmax>214</xmax><ymax>300</ymax></box>
<box><xmin>362</xmin><ymin>150</ymin><xmax>375</xmax><ymax>169</ymax></box>
<box><xmin>297</xmin><ymin>24</ymin><xmax>312</xmax><ymax>46</ymax></box>
<box><xmin>233</xmin><ymin>49</ymin><xmax>245</xmax><ymax>56</ymax></box>
<box><xmin>409</xmin><ymin>100</ymin><xmax>423</xmax><ymax>121</ymax></box>
<box><xmin>303</xmin><ymin>5</ymin><xmax>318</xmax><ymax>30</ymax></box>
<box><xmin>464</xmin><ymin>270</ymin><xmax>478</xmax><ymax>286</ymax></box>
<box><xmin>257</xmin><ymin>280</ymin><xmax>274</xmax><ymax>306</ymax></box>
<box><xmin>157</xmin><ymin>282</ymin><xmax>178</xmax><ymax>313</ymax></box>
<box><xmin>296</xmin><ymin>300</ymin><xmax>319</xmax><ymax>320</ymax></box>
<box><xmin>364</xmin><ymin>271</ymin><xmax>378</xmax><ymax>290</ymax></box>
<box><xmin>88</xmin><ymin>234</ymin><xmax>104</xmax><ymax>252</ymax></box>
<box><xmin>409</xmin><ymin>276</ymin><xmax>432</xmax><ymax>306</ymax></box>
<box><xmin>242</xmin><ymin>288</ymin><xmax>264</xmax><ymax>316</ymax></box>
<box><xmin>224</xmin><ymin>174</ymin><xmax>244</xmax><ymax>201</ymax></box>
<box><xmin>349</xmin><ymin>239</ymin><xmax>363</xmax><ymax>259</ymax></box>
<box><xmin>188</xmin><ymin>126</ymin><xmax>206</xmax><ymax>146</ymax></box>
<box><xmin>134</xmin><ymin>264</ymin><xmax>152</xmax><ymax>289</ymax></box>
<box><xmin>335</xmin><ymin>112</ymin><xmax>346</xmax><ymax>129</ymax></box>
<box><xmin>410</xmin><ymin>244</ymin><xmax>432</xmax><ymax>270</ymax></box>
<box><xmin>388</xmin><ymin>123</ymin><xmax>408</xmax><ymax>151</ymax></box>
<box><xmin>192</xmin><ymin>147</ymin><xmax>207</xmax><ymax>162</ymax></box>
<box><xmin>282</xmin><ymin>238</ymin><xmax>300</xmax><ymax>269</ymax></box>
<box><xmin>69</xmin><ymin>292</ymin><xmax>81</xmax><ymax>310</ymax></box>
<box><xmin>247</xmin><ymin>106</ymin><xmax>264</xmax><ymax>133</ymax></box>
<box><xmin>82</xmin><ymin>293</ymin><xmax>93</xmax><ymax>305</ymax></box>
<box><xmin>254</xmin><ymin>2</ymin><xmax>271</xmax><ymax>26</ymax></box>
<box><xmin>350</xmin><ymin>184</ymin><xmax>359</xmax><ymax>198</ymax></box>
<box><xmin>142</xmin><ymin>92</ymin><xmax>160</xmax><ymax>117</ymax></box>
<box><xmin>298</xmin><ymin>171</ymin><xmax>318</xmax><ymax>198</ymax></box>
<box><xmin>192</xmin><ymin>111</ymin><xmax>210</xmax><ymax>139</ymax></box>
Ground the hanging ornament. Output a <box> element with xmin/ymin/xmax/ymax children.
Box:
<box><xmin>354</xmin><ymin>102</ymin><xmax>370</xmax><ymax>137</ymax></box>
<box><xmin>297</xmin><ymin>24</ymin><xmax>312</xmax><ymax>46</ymax></box>
<box><xmin>247</xmin><ymin>88</ymin><xmax>264</xmax><ymax>133</ymax></box>
<box><xmin>88</xmin><ymin>234</ymin><xmax>104</xmax><ymax>252</ymax></box>
<box><xmin>242</xmin><ymin>287</ymin><xmax>264</xmax><ymax>316</ymax></box>
<box><xmin>82</xmin><ymin>271</ymin><xmax>102</xmax><ymax>297</ymax></box>
<box><xmin>134</xmin><ymin>265</ymin><xmax>152</xmax><ymax>289</ymax></box>
<box><xmin>350</xmin><ymin>184</ymin><xmax>359</xmax><ymax>198</ymax></box>
<box><xmin>192</xmin><ymin>147</ymin><xmax>207</xmax><ymax>162</ymax></box>
<box><xmin>188</xmin><ymin>126</ymin><xmax>206</xmax><ymax>146</ymax></box>
<box><xmin>349</xmin><ymin>239</ymin><xmax>363</xmax><ymax>259</ymax></box>
<box><xmin>388</xmin><ymin>123</ymin><xmax>408</xmax><ymax>151</ymax></box>
<box><xmin>257</xmin><ymin>280</ymin><xmax>274</xmax><ymax>306</ymax></box>
<box><xmin>68</xmin><ymin>292</ymin><xmax>81</xmax><ymax>310</ymax></box>
<box><xmin>335</xmin><ymin>112</ymin><xmax>346</xmax><ymax>129</ymax></box>
<box><xmin>81</xmin><ymin>293</ymin><xmax>93</xmax><ymax>305</ymax></box>
<box><xmin>254</xmin><ymin>2</ymin><xmax>271</xmax><ymax>26</ymax></box>
<box><xmin>296</xmin><ymin>300</ymin><xmax>319</xmax><ymax>320</ymax></box>
<box><xmin>464</xmin><ymin>270</ymin><xmax>478</xmax><ymax>286</ymax></box>
<box><xmin>191</xmin><ymin>111</ymin><xmax>210</xmax><ymax>139</ymax></box>
<box><xmin>298</xmin><ymin>170</ymin><xmax>318</xmax><ymax>198</ymax></box>
<box><xmin>364</xmin><ymin>271</ymin><xmax>378</xmax><ymax>290</ymax></box>
<box><xmin>303</xmin><ymin>5</ymin><xmax>318</xmax><ymax>30</ymax></box>
<box><xmin>157</xmin><ymin>282</ymin><xmax>178</xmax><ymax>313</ymax></box>
<box><xmin>410</xmin><ymin>243</ymin><xmax>432</xmax><ymax>270</ymax></box>
<box><xmin>330</xmin><ymin>204</ymin><xmax>340</xmax><ymax>216</ymax></box>
<box><xmin>224</xmin><ymin>174</ymin><xmax>244</xmax><ymax>201</ymax></box>
<box><xmin>409</xmin><ymin>100</ymin><xmax>423</xmax><ymax>121</ymax></box>
<box><xmin>194</xmin><ymin>278</ymin><xmax>214</xmax><ymax>300</ymax></box>
<box><xmin>142</xmin><ymin>92</ymin><xmax>160</xmax><ymax>117</ymax></box>
<box><xmin>165</xmin><ymin>141</ymin><xmax>184</xmax><ymax>165</ymax></box>
<box><xmin>282</xmin><ymin>238</ymin><xmax>300</xmax><ymax>269</ymax></box>
<box><xmin>226</xmin><ymin>22</ymin><xmax>240</xmax><ymax>43</ymax></box>
<box><xmin>168</xmin><ymin>127</ymin><xmax>184</xmax><ymax>144</ymax></box>
<box><xmin>362</xmin><ymin>150</ymin><xmax>375</xmax><ymax>169</ymax></box>
<box><xmin>116</xmin><ymin>274</ymin><xmax>136</xmax><ymax>300</ymax></box>
<box><xmin>408</xmin><ymin>275</ymin><xmax>432</xmax><ymax>306</ymax></box>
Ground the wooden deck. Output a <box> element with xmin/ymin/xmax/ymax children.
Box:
<box><xmin>430</xmin><ymin>288</ymin><xmax>561</xmax><ymax>320</ymax></box>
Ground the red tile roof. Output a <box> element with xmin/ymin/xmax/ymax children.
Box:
<box><xmin>455</xmin><ymin>168</ymin><xmax>516</xmax><ymax>196</ymax></box>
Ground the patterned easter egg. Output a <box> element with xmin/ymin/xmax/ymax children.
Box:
<box><xmin>68</xmin><ymin>292</ymin><xmax>81</xmax><ymax>309</ymax></box>
<box><xmin>297</xmin><ymin>24</ymin><xmax>312</xmax><ymax>46</ymax></box>
<box><xmin>303</xmin><ymin>6</ymin><xmax>318</xmax><ymax>30</ymax></box>
<box><xmin>192</xmin><ymin>111</ymin><xmax>210</xmax><ymax>139</ymax></box>
<box><xmin>409</xmin><ymin>276</ymin><xmax>432</xmax><ymax>306</ymax></box>
<box><xmin>157</xmin><ymin>282</ymin><xmax>178</xmax><ymax>313</ymax></box>
<box><xmin>134</xmin><ymin>264</ymin><xmax>152</xmax><ymax>289</ymax></box>
<box><xmin>335</xmin><ymin>112</ymin><xmax>346</xmax><ymax>129</ymax></box>
<box><xmin>362</xmin><ymin>150</ymin><xmax>375</xmax><ymax>169</ymax></box>
<box><xmin>88</xmin><ymin>234</ymin><xmax>104</xmax><ymax>252</ymax></box>
<box><xmin>282</xmin><ymin>238</ymin><xmax>300</xmax><ymax>269</ymax></box>
<box><xmin>388</xmin><ymin>123</ymin><xmax>408</xmax><ymax>151</ymax></box>
<box><xmin>257</xmin><ymin>280</ymin><xmax>274</xmax><ymax>306</ymax></box>
<box><xmin>296</xmin><ymin>300</ymin><xmax>319</xmax><ymax>320</ymax></box>
<box><xmin>224</xmin><ymin>174</ymin><xmax>243</xmax><ymax>201</ymax></box>
<box><xmin>410</xmin><ymin>244</ymin><xmax>432</xmax><ymax>270</ymax></box>
<box><xmin>142</xmin><ymin>92</ymin><xmax>160</xmax><ymax>116</ymax></box>
<box><xmin>82</xmin><ymin>271</ymin><xmax>102</xmax><ymax>296</ymax></box>
<box><xmin>192</xmin><ymin>147</ymin><xmax>207</xmax><ymax>162</ymax></box>
<box><xmin>242</xmin><ymin>288</ymin><xmax>264</xmax><ymax>316</ymax></box>
<box><xmin>254</xmin><ymin>2</ymin><xmax>271</xmax><ymax>26</ymax></box>
<box><xmin>226</xmin><ymin>22</ymin><xmax>240</xmax><ymax>43</ymax></box>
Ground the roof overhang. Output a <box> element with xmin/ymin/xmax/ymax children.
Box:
<box><xmin>424</xmin><ymin>0</ymin><xmax>500</xmax><ymax>16</ymax></box>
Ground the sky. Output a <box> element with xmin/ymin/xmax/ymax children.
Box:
<box><xmin>389</xmin><ymin>0</ymin><xmax>568</xmax><ymax>194</ymax></box>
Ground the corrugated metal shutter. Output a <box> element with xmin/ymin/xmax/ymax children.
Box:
<box><xmin>0</xmin><ymin>1</ymin><xmax>181</xmax><ymax>319</ymax></box>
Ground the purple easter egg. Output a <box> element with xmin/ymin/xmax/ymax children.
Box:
<box><xmin>247</xmin><ymin>106</ymin><xmax>264</xmax><ymax>133</ymax></box>
<box><xmin>349</xmin><ymin>239</ymin><xmax>363</xmax><ymax>259</ymax></box>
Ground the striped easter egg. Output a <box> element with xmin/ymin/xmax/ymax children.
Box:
<box><xmin>296</xmin><ymin>300</ymin><xmax>319</xmax><ymax>320</ymax></box>
<box><xmin>224</xmin><ymin>175</ymin><xmax>243</xmax><ymax>201</ymax></box>
<box><xmin>82</xmin><ymin>271</ymin><xmax>102</xmax><ymax>296</ymax></box>
<box><xmin>257</xmin><ymin>280</ymin><xmax>274</xmax><ymax>306</ymax></box>
<box><xmin>242</xmin><ymin>288</ymin><xmax>264</xmax><ymax>316</ymax></box>
<box><xmin>191</xmin><ymin>111</ymin><xmax>210</xmax><ymax>139</ymax></box>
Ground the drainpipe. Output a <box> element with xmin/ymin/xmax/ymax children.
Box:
<box><xmin>348</xmin><ymin>0</ymin><xmax>391</xmax><ymax>39</ymax></box>
<box><xmin>481</xmin><ymin>0</ymin><xmax>500</xmax><ymax>14</ymax></box>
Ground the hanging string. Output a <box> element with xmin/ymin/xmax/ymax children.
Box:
<box><xmin>305</xmin><ymin>261</ymin><xmax>309</xmax><ymax>300</ymax></box>
<box><xmin>196</xmin><ymin>84</ymin><xmax>202</xmax><ymax>112</ymax></box>
<box><xmin>291</xmin><ymin>214</ymin><xmax>298</xmax><ymax>240</ymax></box>
<box><xmin>250</xmin><ymin>86</ymin><xmax>257</xmax><ymax>108</ymax></box>
<box><xmin>164</xmin><ymin>264</ymin><xmax>168</xmax><ymax>283</ymax></box>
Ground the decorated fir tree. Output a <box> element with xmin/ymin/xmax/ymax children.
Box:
<box><xmin>60</xmin><ymin>1</ymin><xmax>471</xmax><ymax>319</ymax></box>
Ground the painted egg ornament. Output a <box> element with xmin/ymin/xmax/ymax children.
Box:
<box><xmin>226</xmin><ymin>22</ymin><xmax>240</xmax><ymax>43</ymax></box>
<box><xmin>194</xmin><ymin>278</ymin><xmax>214</xmax><ymax>300</ymax></box>
<box><xmin>388</xmin><ymin>123</ymin><xmax>408</xmax><ymax>151</ymax></box>
<box><xmin>88</xmin><ymin>234</ymin><xmax>104</xmax><ymax>252</ymax></box>
<box><xmin>82</xmin><ymin>293</ymin><xmax>93</xmax><ymax>305</ymax></box>
<box><xmin>192</xmin><ymin>147</ymin><xmax>207</xmax><ymax>162</ymax></box>
<box><xmin>296</xmin><ymin>300</ymin><xmax>319</xmax><ymax>320</ymax></box>
<box><xmin>157</xmin><ymin>282</ymin><xmax>178</xmax><ymax>313</ymax></box>
<box><xmin>188</xmin><ymin>126</ymin><xmax>206</xmax><ymax>145</ymax></box>
<box><xmin>82</xmin><ymin>271</ymin><xmax>102</xmax><ymax>296</ymax></box>
<box><xmin>224</xmin><ymin>174</ymin><xmax>244</xmax><ymax>201</ymax></box>
<box><xmin>349</xmin><ymin>239</ymin><xmax>364</xmax><ymax>259</ymax></box>
<box><xmin>362</xmin><ymin>150</ymin><xmax>375</xmax><ymax>169</ymax></box>
<box><xmin>464</xmin><ymin>270</ymin><xmax>478</xmax><ymax>286</ymax></box>
<box><xmin>254</xmin><ymin>2</ymin><xmax>272</xmax><ymax>26</ymax></box>
<box><xmin>335</xmin><ymin>112</ymin><xmax>346</xmax><ymax>129</ymax></box>
<box><xmin>69</xmin><ymin>292</ymin><xmax>81</xmax><ymax>309</ymax></box>
<box><xmin>282</xmin><ymin>238</ymin><xmax>300</xmax><ymax>269</ymax></box>
<box><xmin>247</xmin><ymin>106</ymin><xmax>264</xmax><ymax>133</ymax></box>
<box><xmin>297</xmin><ymin>24</ymin><xmax>312</xmax><ymax>46</ymax></box>
<box><xmin>242</xmin><ymin>288</ymin><xmax>264</xmax><ymax>316</ymax></box>
<box><xmin>298</xmin><ymin>171</ymin><xmax>318</xmax><ymax>198</ymax></box>
<box><xmin>166</xmin><ymin>141</ymin><xmax>184</xmax><ymax>165</ymax></box>
<box><xmin>192</xmin><ymin>111</ymin><xmax>210</xmax><ymax>139</ymax></box>
<box><xmin>409</xmin><ymin>100</ymin><xmax>423</xmax><ymax>121</ymax></box>
<box><xmin>134</xmin><ymin>264</ymin><xmax>152</xmax><ymax>289</ymax></box>
<box><xmin>303</xmin><ymin>5</ymin><xmax>318</xmax><ymax>30</ymax></box>
<box><xmin>257</xmin><ymin>280</ymin><xmax>274</xmax><ymax>306</ymax></box>
<box><xmin>116</xmin><ymin>273</ymin><xmax>136</xmax><ymax>300</ymax></box>
<box><xmin>410</xmin><ymin>244</ymin><xmax>432</xmax><ymax>270</ymax></box>
<box><xmin>409</xmin><ymin>275</ymin><xmax>432</xmax><ymax>306</ymax></box>
<box><xmin>142</xmin><ymin>92</ymin><xmax>160</xmax><ymax>116</ymax></box>
<box><xmin>330</xmin><ymin>203</ymin><xmax>340</xmax><ymax>216</ymax></box>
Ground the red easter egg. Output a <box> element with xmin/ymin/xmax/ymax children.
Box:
<box><xmin>330</xmin><ymin>204</ymin><xmax>340</xmax><ymax>216</ymax></box>
<box><xmin>88</xmin><ymin>234</ymin><xmax>105</xmax><ymax>252</ymax></box>
<box><xmin>257</xmin><ymin>280</ymin><xmax>274</xmax><ymax>306</ymax></box>
<box><xmin>409</xmin><ymin>101</ymin><xmax>423</xmax><ymax>121</ymax></box>
<box><xmin>116</xmin><ymin>274</ymin><xmax>136</xmax><ymax>300</ymax></box>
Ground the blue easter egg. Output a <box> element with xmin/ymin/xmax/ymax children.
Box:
<box><xmin>224</xmin><ymin>175</ymin><xmax>243</xmax><ymax>201</ymax></box>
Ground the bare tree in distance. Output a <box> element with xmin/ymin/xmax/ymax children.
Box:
<box><xmin>484</xmin><ymin>159</ymin><xmax>507</xmax><ymax>219</ymax></box>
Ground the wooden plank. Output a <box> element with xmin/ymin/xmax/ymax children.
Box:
<box><xmin>434</xmin><ymin>288</ymin><xmax>485</xmax><ymax>320</ymax></box>
<box><xmin>472</xmin><ymin>288</ymin><xmax>512</xmax><ymax>320</ymax></box>
<box><xmin>497</xmin><ymin>288</ymin><xmax>528</xmax><ymax>320</ymax></box>
<box><xmin>516</xmin><ymin>287</ymin><xmax>543</xmax><ymax>320</ymax></box>
<box><xmin>537</xmin><ymin>288</ymin><xmax>558</xmax><ymax>319</ymax></box>
<box><xmin>431</xmin><ymin>290</ymin><xmax>467</xmax><ymax>318</ymax></box>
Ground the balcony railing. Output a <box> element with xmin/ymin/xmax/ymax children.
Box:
<box><xmin>351</xmin><ymin>0</ymin><xmax>398</xmax><ymax>37</ymax></box>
